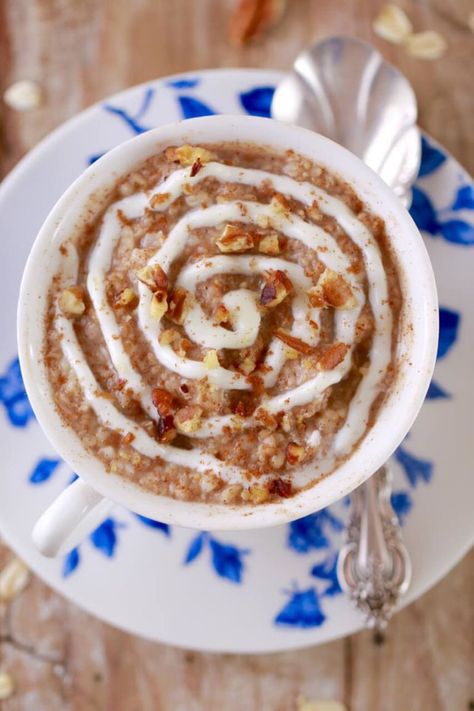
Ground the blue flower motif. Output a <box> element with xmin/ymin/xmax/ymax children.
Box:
<box><xmin>275</xmin><ymin>586</ymin><xmax>326</xmax><ymax>628</ymax></box>
<box><xmin>88</xmin><ymin>152</ymin><xmax>106</xmax><ymax>165</ymax></box>
<box><xmin>451</xmin><ymin>185</ymin><xmax>474</xmax><ymax>211</ymax></box>
<box><xmin>438</xmin><ymin>307</ymin><xmax>460</xmax><ymax>359</ymax></box>
<box><xmin>418</xmin><ymin>136</ymin><xmax>447</xmax><ymax>177</ymax></box>
<box><xmin>395</xmin><ymin>446</ymin><xmax>433</xmax><ymax>488</ymax></box>
<box><xmin>183</xmin><ymin>533</ymin><xmax>249</xmax><ymax>583</ymax></box>
<box><xmin>63</xmin><ymin>548</ymin><xmax>80</xmax><ymax>577</ymax></box>
<box><xmin>89</xmin><ymin>518</ymin><xmax>121</xmax><ymax>558</ymax></box>
<box><xmin>390</xmin><ymin>491</ymin><xmax>412</xmax><ymax>524</ymax></box>
<box><xmin>103</xmin><ymin>87</ymin><xmax>155</xmax><ymax>135</ymax></box>
<box><xmin>167</xmin><ymin>78</ymin><xmax>200</xmax><ymax>89</ymax></box>
<box><xmin>409</xmin><ymin>186</ymin><xmax>439</xmax><ymax>235</ymax></box>
<box><xmin>0</xmin><ymin>357</ymin><xmax>35</xmax><ymax>428</ymax></box>
<box><xmin>426</xmin><ymin>380</ymin><xmax>450</xmax><ymax>399</ymax></box>
<box><xmin>177</xmin><ymin>96</ymin><xmax>217</xmax><ymax>119</ymax></box>
<box><xmin>239</xmin><ymin>87</ymin><xmax>275</xmax><ymax>118</ymax></box>
<box><xmin>134</xmin><ymin>514</ymin><xmax>170</xmax><ymax>536</ymax></box>
<box><xmin>29</xmin><ymin>458</ymin><xmax>61</xmax><ymax>484</ymax></box>
<box><xmin>438</xmin><ymin>220</ymin><xmax>474</xmax><ymax>245</ymax></box>
<box><xmin>288</xmin><ymin>509</ymin><xmax>344</xmax><ymax>553</ymax></box>
<box><xmin>311</xmin><ymin>553</ymin><xmax>342</xmax><ymax>597</ymax></box>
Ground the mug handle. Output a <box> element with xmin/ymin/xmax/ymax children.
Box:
<box><xmin>32</xmin><ymin>478</ymin><xmax>114</xmax><ymax>557</ymax></box>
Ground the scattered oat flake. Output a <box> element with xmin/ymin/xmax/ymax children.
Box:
<box><xmin>4</xmin><ymin>80</ymin><xmax>43</xmax><ymax>111</ymax></box>
<box><xmin>0</xmin><ymin>557</ymin><xmax>31</xmax><ymax>601</ymax></box>
<box><xmin>372</xmin><ymin>4</ymin><xmax>413</xmax><ymax>44</ymax></box>
<box><xmin>229</xmin><ymin>0</ymin><xmax>286</xmax><ymax>46</ymax></box>
<box><xmin>405</xmin><ymin>31</ymin><xmax>447</xmax><ymax>60</ymax></box>
<box><xmin>0</xmin><ymin>672</ymin><xmax>15</xmax><ymax>701</ymax></box>
<box><xmin>297</xmin><ymin>697</ymin><xmax>346</xmax><ymax>711</ymax></box>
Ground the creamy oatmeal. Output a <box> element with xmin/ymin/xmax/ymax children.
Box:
<box><xmin>44</xmin><ymin>142</ymin><xmax>401</xmax><ymax>505</ymax></box>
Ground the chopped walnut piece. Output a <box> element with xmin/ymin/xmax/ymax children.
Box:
<box><xmin>213</xmin><ymin>303</ymin><xmax>230</xmax><ymax>325</ymax></box>
<box><xmin>174</xmin><ymin>405</ymin><xmax>203</xmax><ymax>433</ymax></box>
<box><xmin>114</xmin><ymin>287</ymin><xmax>138</xmax><ymax>308</ymax></box>
<box><xmin>317</xmin><ymin>342</ymin><xmax>350</xmax><ymax>371</ymax></box>
<box><xmin>136</xmin><ymin>263</ymin><xmax>168</xmax><ymax>292</ymax></box>
<box><xmin>286</xmin><ymin>442</ymin><xmax>305</xmax><ymax>465</ymax></box>
<box><xmin>156</xmin><ymin>414</ymin><xmax>176</xmax><ymax>443</ymax></box>
<box><xmin>159</xmin><ymin>328</ymin><xmax>180</xmax><ymax>347</ymax></box>
<box><xmin>149</xmin><ymin>192</ymin><xmax>171</xmax><ymax>208</ymax></box>
<box><xmin>190</xmin><ymin>157</ymin><xmax>203</xmax><ymax>177</ymax></box>
<box><xmin>254</xmin><ymin>407</ymin><xmax>278</xmax><ymax>430</ymax></box>
<box><xmin>203</xmin><ymin>349</ymin><xmax>219</xmax><ymax>369</ymax></box>
<box><xmin>268</xmin><ymin>477</ymin><xmax>293</xmax><ymax>498</ymax></box>
<box><xmin>221</xmin><ymin>484</ymin><xmax>243</xmax><ymax>504</ymax></box>
<box><xmin>121</xmin><ymin>432</ymin><xmax>136</xmax><ymax>445</ymax></box>
<box><xmin>228</xmin><ymin>0</ymin><xmax>287</xmax><ymax>46</ymax></box>
<box><xmin>274</xmin><ymin>329</ymin><xmax>313</xmax><ymax>354</ymax></box>
<box><xmin>151</xmin><ymin>388</ymin><xmax>174</xmax><ymax>416</ymax></box>
<box><xmin>319</xmin><ymin>270</ymin><xmax>355</xmax><ymax>309</ymax></box>
<box><xmin>239</xmin><ymin>353</ymin><xmax>258</xmax><ymax>375</ymax></box>
<box><xmin>249</xmin><ymin>484</ymin><xmax>269</xmax><ymax>504</ymax></box>
<box><xmin>167</xmin><ymin>287</ymin><xmax>193</xmax><ymax>324</ymax></box>
<box><xmin>150</xmin><ymin>291</ymin><xmax>168</xmax><ymax>320</ymax></box>
<box><xmin>59</xmin><ymin>286</ymin><xmax>85</xmax><ymax>317</ymax></box>
<box><xmin>258</xmin><ymin>233</ymin><xmax>280</xmax><ymax>254</ymax></box>
<box><xmin>271</xmin><ymin>192</ymin><xmax>291</xmax><ymax>215</ymax></box>
<box><xmin>216</xmin><ymin>223</ymin><xmax>255</xmax><ymax>253</ymax></box>
<box><xmin>260</xmin><ymin>269</ymin><xmax>293</xmax><ymax>307</ymax></box>
<box><xmin>167</xmin><ymin>145</ymin><xmax>214</xmax><ymax>166</ymax></box>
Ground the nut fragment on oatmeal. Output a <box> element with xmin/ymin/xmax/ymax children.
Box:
<box><xmin>239</xmin><ymin>352</ymin><xmax>258</xmax><ymax>375</ymax></box>
<box><xmin>167</xmin><ymin>287</ymin><xmax>193</xmax><ymax>324</ymax></box>
<box><xmin>372</xmin><ymin>4</ymin><xmax>413</xmax><ymax>43</ymax></box>
<box><xmin>149</xmin><ymin>192</ymin><xmax>171</xmax><ymax>208</ymax></box>
<box><xmin>190</xmin><ymin>157</ymin><xmax>204</xmax><ymax>177</ymax></box>
<box><xmin>213</xmin><ymin>303</ymin><xmax>230</xmax><ymax>325</ymax></box>
<box><xmin>260</xmin><ymin>269</ymin><xmax>292</xmax><ymax>307</ymax></box>
<box><xmin>268</xmin><ymin>477</ymin><xmax>293</xmax><ymax>497</ymax></box>
<box><xmin>0</xmin><ymin>557</ymin><xmax>30</xmax><ymax>601</ymax></box>
<box><xmin>275</xmin><ymin>329</ymin><xmax>313</xmax><ymax>354</ymax></box>
<box><xmin>319</xmin><ymin>270</ymin><xmax>355</xmax><ymax>309</ymax></box>
<box><xmin>174</xmin><ymin>405</ymin><xmax>203</xmax><ymax>433</ymax></box>
<box><xmin>271</xmin><ymin>192</ymin><xmax>291</xmax><ymax>215</ymax></box>
<box><xmin>167</xmin><ymin>145</ymin><xmax>214</xmax><ymax>166</ymax></box>
<box><xmin>405</xmin><ymin>30</ymin><xmax>447</xmax><ymax>60</ymax></box>
<box><xmin>317</xmin><ymin>342</ymin><xmax>350</xmax><ymax>371</ymax></box>
<box><xmin>286</xmin><ymin>442</ymin><xmax>305</xmax><ymax>465</ymax></box>
<box><xmin>216</xmin><ymin>223</ymin><xmax>255</xmax><ymax>253</ymax></box>
<box><xmin>258</xmin><ymin>233</ymin><xmax>280</xmax><ymax>254</ymax></box>
<box><xmin>136</xmin><ymin>263</ymin><xmax>168</xmax><ymax>292</ymax></box>
<box><xmin>249</xmin><ymin>484</ymin><xmax>269</xmax><ymax>503</ymax></box>
<box><xmin>254</xmin><ymin>407</ymin><xmax>278</xmax><ymax>430</ymax></box>
<box><xmin>151</xmin><ymin>387</ymin><xmax>174</xmax><ymax>415</ymax></box>
<box><xmin>159</xmin><ymin>328</ymin><xmax>180</xmax><ymax>346</ymax></box>
<box><xmin>114</xmin><ymin>287</ymin><xmax>138</xmax><ymax>308</ymax></box>
<box><xmin>150</xmin><ymin>291</ymin><xmax>168</xmax><ymax>320</ymax></box>
<box><xmin>203</xmin><ymin>349</ymin><xmax>220</xmax><ymax>369</ymax></box>
<box><xmin>59</xmin><ymin>286</ymin><xmax>85</xmax><ymax>316</ymax></box>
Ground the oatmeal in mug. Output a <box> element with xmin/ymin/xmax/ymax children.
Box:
<box><xmin>44</xmin><ymin>141</ymin><xmax>402</xmax><ymax>506</ymax></box>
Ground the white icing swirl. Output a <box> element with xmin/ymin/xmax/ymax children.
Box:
<box><xmin>55</xmin><ymin>156</ymin><xmax>393</xmax><ymax>488</ymax></box>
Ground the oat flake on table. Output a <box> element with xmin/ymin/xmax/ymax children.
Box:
<box><xmin>0</xmin><ymin>557</ymin><xmax>31</xmax><ymax>601</ymax></box>
<box><xmin>372</xmin><ymin>4</ymin><xmax>413</xmax><ymax>44</ymax></box>
<box><xmin>3</xmin><ymin>80</ymin><xmax>43</xmax><ymax>111</ymax></box>
<box><xmin>0</xmin><ymin>672</ymin><xmax>15</xmax><ymax>701</ymax></box>
<box><xmin>405</xmin><ymin>30</ymin><xmax>447</xmax><ymax>60</ymax></box>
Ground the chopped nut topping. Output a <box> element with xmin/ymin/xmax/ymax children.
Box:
<box><xmin>136</xmin><ymin>264</ymin><xmax>168</xmax><ymax>292</ymax></box>
<box><xmin>174</xmin><ymin>405</ymin><xmax>203</xmax><ymax>433</ymax></box>
<box><xmin>159</xmin><ymin>328</ymin><xmax>180</xmax><ymax>346</ymax></box>
<box><xmin>271</xmin><ymin>192</ymin><xmax>291</xmax><ymax>214</ymax></box>
<box><xmin>307</xmin><ymin>287</ymin><xmax>325</xmax><ymax>308</ymax></box>
<box><xmin>190</xmin><ymin>157</ymin><xmax>203</xmax><ymax>177</ymax></box>
<box><xmin>121</xmin><ymin>432</ymin><xmax>136</xmax><ymax>445</ymax></box>
<box><xmin>317</xmin><ymin>342</ymin><xmax>350</xmax><ymax>371</ymax></box>
<box><xmin>372</xmin><ymin>4</ymin><xmax>413</xmax><ymax>43</ymax></box>
<box><xmin>274</xmin><ymin>329</ymin><xmax>313</xmax><ymax>354</ymax></box>
<box><xmin>167</xmin><ymin>145</ymin><xmax>214</xmax><ymax>166</ymax></box>
<box><xmin>254</xmin><ymin>407</ymin><xmax>278</xmax><ymax>430</ymax></box>
<box><xmin>268</xmin><ymin>477</ymin><xmax>293</xmax><ymax>497</ymax></box>
<box><xmin>150</xmin><ymin>291</ymin><xmax>168</xmax><ymax>320</ymax></box>
<box><xmin>151</xmin><ymin>387</ymin><xmax>174</xmax><ymax>416</ymax></box>
<box><xmin>216</xmin><ymin>223</ymin><xmax>255</xmax><ymax>253</ymax></box>
<box><xmin>249</xmin><ymin>485</ymin><xmax>269</xmax><ymax>504</ymax></box>
<box><xmin>213</xmin><ymin>303</ymin><xmax>230</xmax><ymax>325</ymax></box>
<box><xmin>221</xmin><ymin>484</ymin><xmax>243</xmax><ymax>504</ymax></box>
<box><xmin>167</xmin><ymin>287</ymin><xmax>193</xmax><ymax>324</ymax></box>
<box><xmin>286</xmin><ymin>442</ymin><xmax>305</xmax><ymax>465</ymax></box>
<box><xmin>258</xmin><ymin>233</ymin><xmax>280</xmax><ymax>254</ymax></box>
<box><xmin>149</xmin><ymin>192</ymin><xmax>171</xmax><ymax>208</ymax></box>
<box><xmin>319</xmin><ymin>270</ymin><xmax>355</xmax><ymax>308</ymax></box>
<box><xmin>260</xmin><ymin>269</ymin><xmax>293</xmax><ymax>307</ymax></box>
<box><xmin>59</xmin><ymin>286</ymin><xmax>85</xmax><ymax>317</ymax></box>
<box><xmin>114</xmin><ymin>287</ymin><xmax>138</xmax><ymax>308</ymax></box>
<box><xmin>156</xmin><ymin>414</ymin><xmax>176</xmax><ymax>442</ymax></box>
<box><xmin>203</xmin><ymin>349</ymin><xmax>219</xmax><ymax>369</ymax></box>
<box><xmin>239</xmin><ymin>353</ymin><xmax>258</xmax><ymax>375</ymax></box>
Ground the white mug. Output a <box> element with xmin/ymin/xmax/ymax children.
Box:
<box><xmin>17</xmin><ymin>115</ymin><xmax>438</xmax><ymax>557</ymax></box>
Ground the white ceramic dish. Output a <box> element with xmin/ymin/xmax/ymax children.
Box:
<box><xmin>0</xmin><ymin>69</ymin><xmax>472</xmax><ymax>652</ymax></box>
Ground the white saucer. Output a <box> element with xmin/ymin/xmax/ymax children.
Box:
<box><xmin>0</xmin><ymin>69</ymin><xmax>473</xmax><ymax>653</ymax></box>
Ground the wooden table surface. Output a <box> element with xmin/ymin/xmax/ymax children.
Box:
<box><xmin>0</xmin><ymin>1</ymin><xmax>473</xmax><ymax>709</ymax></box>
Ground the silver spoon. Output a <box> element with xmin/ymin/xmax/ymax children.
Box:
<box><xmin>271</xmin><ymin>36</ymin><xmax>418</xmax><ymax>632</ymax></box>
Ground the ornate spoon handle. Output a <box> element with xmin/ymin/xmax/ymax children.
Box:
<box><xmin>337</xmin><ymin>466</ymin><xmax>411</xmax><ymax>632</ymax></box>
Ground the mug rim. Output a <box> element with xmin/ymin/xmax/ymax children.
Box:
<box><xmin>17</xmin><ymin>114</ymin><xmax>438</xmax><ymax>530</ymax></box>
